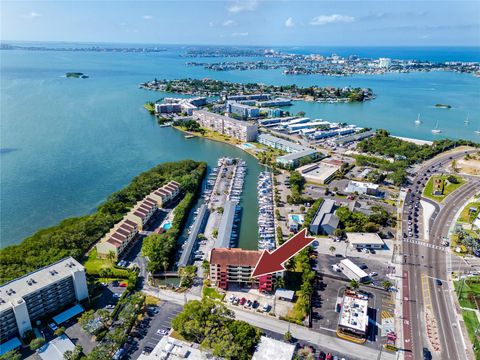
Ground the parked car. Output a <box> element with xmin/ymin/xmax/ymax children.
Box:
<box><xmin>48</xmin><ymin>323</ymin><xmax>58</xmax><ymax>331</ymax></box>
<box><xmin>240</xmin><ymin>297</ymin><xmax>247</xmax><ymax>305</ymax></box>
<box><xmin>262</xmin><ymin>303</ymin><xmax>270</xmax><ymax>312</ymax></box>
<box><xmin>423</xmin><ymin>347</ymin><xmax>432</xmax><ymax>360</ymax></box>
<box><xmin>435</xmin><ymin>279</ymin><xmax>442</xmax><ymax>286</ymax></box>
<box><xmin>119</xmin><ymin>282</ymin><xmax>127</xmax><ymax>287</ymax></box>
<box><xmin>318</xmin><ymin>351</ymin><xmax>326</xmax><ymax>360</ymax></box>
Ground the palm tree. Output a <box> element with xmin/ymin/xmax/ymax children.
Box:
<box><xmin>107</xmin><ymin>250</ymin><xmax>116</xmax><ymax>264</ymax></box>
<box><xmin>273</xmin><ymin>276</ymin><xmax>285</xmax><ymax>291</ymax></box>
<box><xmin>162</xmin><ymin>260</ymin><xmax>168</xmax><ymax>285</ymax></box>
<box><xmin>381</xmin><ymin>280</ymin><xmax>393</xmax><ymax>291</ymax></box>
<box><xmin>349</xmin><ymin>279</ymin><xmax>360</xmax><ymax>289</ymax></box>
<box><xmin>329</xmin><ymin>246</ymin><xmax>336</xmax><ymax>255</ymax></box>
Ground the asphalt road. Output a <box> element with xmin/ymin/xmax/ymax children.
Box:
<box><xmin>401</xmin><ymin>148</ymin><xmax>479</xmax><ymax>360</ymax></box>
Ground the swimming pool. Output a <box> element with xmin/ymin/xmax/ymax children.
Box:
<box><xmin>163</xmin><ymin>221</ymin><xmax>172</xmax><ymax>230</ymax></box>
<box><xmin>291</xmin><ymin>214</ymin><xmax>304</xmax><ymax>223</ymax></box>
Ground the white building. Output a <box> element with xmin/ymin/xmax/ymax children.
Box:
<box><xmin>257</xmin><ymin>133</ymin><xmax>309</xmax><ymax>153</ymax></box>
<box><xmin>0</xmin><ymin>257</ymin><xmax>88</xmax><ymax>343</ymax></box>
<box><xmin>252</xmin><ymin>336</ymin><xmax>295</xmax><ymax>360</ymax></box>
<box><xmin>338</xmin><ymin>258</ymin><xmax>369</xmax><ymax>283</ymax></box>
<box><xmin>347</xmin><ymin>232</ymin><xmax>385</xmax><ymax>249</ymax></box>
<box><xmin>137</xmin><ymin>335</ymin><xmax>217</xmax><ymax>360</ymax></box>
<box><xmin>297</xmin><ymin>162</ymin><xmax>340</xmax><ymax>185</ymax></box>
<box><xmin>193</xmin><ymin>110</ymin><xmax>258</xmax><ymax>142</ymax></box>
<box><xmin>345</xmin><ymin>180</ymin><xmax>379</xmax><ymax>196</ymax></box>
<box><xmin>337</xmin><ymin>290</ymin><xmax>369</xmax><ymax>342</ymax></box>
<box><xmin>378</xmin><ymin>58</ymin><xmax>391</xmax><ymax>69</ymax></box>
<box><xmin>38</xmin><ymin>334</ymin><xmax>76</xmax><ymax>360</ymax></box>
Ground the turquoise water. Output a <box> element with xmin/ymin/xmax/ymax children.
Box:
<box><xmin>1</xmin><ymin>46</ymin><xmax>479</xmax><ymax>249</ymax></box>
<box><xmin>163</xmin><ymin>222</ymin><xmax>172</xmax><ymax>231</ymax></box>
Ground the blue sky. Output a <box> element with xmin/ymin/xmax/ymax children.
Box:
<box><xmin>1</xmin><ymin>0</ymin><xmax>479</xmax><ymax>46</ymax></box>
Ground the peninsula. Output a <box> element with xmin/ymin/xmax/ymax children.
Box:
<box><xmin>140</xmin><ymin>78</ymin><xmax>374</xmax><ymax>103</ymax></box>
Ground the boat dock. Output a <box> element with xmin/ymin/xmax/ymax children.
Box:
<box><xmin>257</xmin><ymin>171</ymin><xmax>276</xmax><ymax>251</ymax></box>
<box><xmin>177</xmin><ymin>204</ymin><xmax>209</xmax><ymax>268</ymax></box>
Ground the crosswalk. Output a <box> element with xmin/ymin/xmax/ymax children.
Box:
<box><xmin>402</xmin><ymin>238</ymin><xmax>445</xmax><ymax>251</ymax></box>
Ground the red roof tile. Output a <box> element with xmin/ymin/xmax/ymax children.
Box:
<box><xmin>210</xmin><ymin>248</ymin><xmax>261</xmax><ymax>267</ymax></box>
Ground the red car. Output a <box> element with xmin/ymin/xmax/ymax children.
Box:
<box><xmin>240</xmin><ymin>297</ymin><xmax>246</xmax><ymax>305</ymax></box>
<box><xmin>119</xmin><ymin>282</ymin><xmax>127</xmax><ymax>287</ymax></box>
<box><xmin>325</xmin><ymin>354</ymin><xmax>333</xmax><ymax>360</ymax></box>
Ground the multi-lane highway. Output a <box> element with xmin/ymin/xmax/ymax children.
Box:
<box><xmin>401</xmin><ymin>148</ymin><xmax>479</xmax><ymax>360</ymax></box>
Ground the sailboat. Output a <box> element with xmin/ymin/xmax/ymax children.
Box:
<box><xmin>431</xmin><ymin>120</ymin><xmax>442</xmax><ymax>134</ymax></box>
<box><xmin>475</xmin><ymin>122</ymin><xmax>480</xmax><ymax>134</ymax></box>
<box><xmin>415</xmin><ymin>114</ymin><xmax>422</xmax><ymax>125</ymax></box>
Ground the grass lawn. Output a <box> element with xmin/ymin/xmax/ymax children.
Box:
<box><xmin>461</xmin><ymin>309</ymin><xmax>480</xmax><ymax>359</ymax></box>
<box><xmin>202</xmin><ymin>287</ymin><xmax>225</xmax><ymax>300</ymax></box>
<box><xmin>423</xmin><ymin>175</ymin><xmax>465</xmax><ymax>202</ymax></box>
<box><xmin>145</xmin><ymin>295</ymin><xmax>160</xmax><ymax>306</ymax></box>
<box><xmin>83</xmin><ymin>249</ymin><xmax>115</xmax><ymax>273</ymax></box>
<box><xmin>455</xmin><ymin>278</ymin><xmax>480</xmax><ymax>309</ymax></box>
<box><xmin>459</xmin><ymin>202</ymin><xmax>480</xmax><ymax>223</ymax></box>
<box><xmin>143</xmin><ymin>103</ymin><xmax>155</xmax><ymax>113</ymax></box>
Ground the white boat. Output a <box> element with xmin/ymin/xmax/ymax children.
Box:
<box><xmin>415</xmin><ymin>114</ymin><xmax>422</xmax><ymax>125</ymax></box>
<box><xmin>465</xmin><ymin>113</ymin><xmax>470</xmax><ymax>124</ymax></box>
<box><xmin>431</xmin><ymin>120</ymin><xmax>442</xmax><ymax>134</ymax></box>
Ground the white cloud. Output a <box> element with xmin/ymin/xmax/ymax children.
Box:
<box><xmin>231</xmin><ymin>32</ymin><xmax>249</xmax><ymax>37</ymax></box>
<box><xmin>143</xmin><ymin>15</ymin><xmax>153</xmax><ymax>20</ymax></box>
<box><xmin>310</xmin><ymin>14</ymin><xmax>355</xmax><ymax>26</ymax></box>
<box><xmin>285</xmin><ymin>17</ymin><xmax>295</xmax><ymax>28</ymax></box>
<box><xmin>209</xmin><ymin>21</ymin><xmax>215</xmax><ymax>27</ymax></box>
<box><xmin>22</xmin><ymin>12</ymin><xmax>42</xmax><ymax>19</ymax></box>
<box><xmin>228</xmin><ymin>0</ymin><xmax>258</xmax><ymax>14</ymax></box>
<box><xmin>222</xmin><ymin>20</ymin><xmax>236</xmax><ymax>27</ymax></box>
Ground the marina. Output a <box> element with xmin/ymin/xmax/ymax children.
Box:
<box><xmin>257</xmin><ymin>171</ymin><xmax>276</xmax><ymax>251</ymax></box>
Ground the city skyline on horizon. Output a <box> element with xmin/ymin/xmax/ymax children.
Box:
<box><xmin>1</xmin><ymin>0</ymin><xmax>479</xmax><ymax>46</ymax></box>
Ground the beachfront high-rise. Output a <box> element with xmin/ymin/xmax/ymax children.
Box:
<box><xmin>193</xmin><ymin>110</ymin><xmax>258</xmax><ymax>142</ymax></box>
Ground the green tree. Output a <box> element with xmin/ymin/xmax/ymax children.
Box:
<box><xmin>29</xmin><ymin>337</ymin><xmax>46</xmax><ymax>351</ymax></box>
<box><xmin>212</xmin><ymin>229</ymin><xmax>218</xmax><ymax>238</ymax></box>
<box><xmin>381</xmin><ymin>280</ymin><xmax>393</xmax><ymax>291</ymax></box>
<box><xmin>78</xmin><ymin>309</ymin><xmax>95</xmax><ymax>332</ymax></box>
<box><xmin>107</xmin><ymin>250</ymin><xmax>116</xmax><ymax>263</ymax></box>
<box><xmin>349</xmin><ymin>279</ymin><xmax>360</xmax><ymax>289</ymax></box>
<box><xmin>64</xmin><ymin>345</ymin><xmax>83</xmax><ymax>360</ymax></box>
<box><xmin>0</xmin><ymin>350</ymin><xmax>21</xmax><ymax>360</ymax></box>
<box><xmin>54</xmin><ymin>326</ymin><xmax>66</xmax><ymax>336</ymax></box>
<box><xmin>284</xmin><ymin>330</ymin><xmax>293</xmax><ymax>342</ymax></box>
<box><xmin>201</xmin><ymin>260</ymin><xmax>210</xmax><ymax>274</ymax></box>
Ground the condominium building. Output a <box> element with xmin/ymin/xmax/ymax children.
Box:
<box><xmin>209</xmin><ymin>248</ymin><xmax>272</xmax><ymax>292</ymax></box>
<box><xmin>227</xmin><ymin>101</ymin><xmax>260</xmax><ymax>119</ymax></box>
<box><xmin>257</xmin><ymin>133</ymin><xmax>309</xmax><ymax>153</ymax></box>
<box><xmin>227</xmin><ymin>94</ymin><xmax>270</xmax><ymax>101</ymax></box>
<box><xmin>0</xmin><ymin>257</ymin><xmax>88</xmax><ymax>343</ymax></box>
<box><xmin>276</xmin><ymin>149</ymin><xmax>319</xmax><ymax>168</ymax></box>
<box><xmin>155</xmin><ymin>97</ymin><xmax>207</xmax><ymax>116</ymax></box>
<box><xmin>256</xmin><ymin>97</ymin><xmax>292</xmax><ymax>107</ymax></box>
<box><xmin>96</xmin><ymin>180</ymin><xmax>181</xmax><ymax>259</ymax></box>
<box><xmin>193</xmin><ymin>110</ymin><xmax>258</xmax><ymax>142</ymax></box>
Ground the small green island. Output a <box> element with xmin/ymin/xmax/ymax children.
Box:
<box><xmin>435</xmin><ymin>103</ymin><xmax>451</xmax><ymax>108</ymax></box>
<box><xmin>66</xmin><ymin>72</ymin><xmax>89</xmax><ymax>79</ymax></box>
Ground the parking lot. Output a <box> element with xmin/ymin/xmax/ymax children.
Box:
<box><xmin>224</xmin><ymin>287</ymin><xmax>294</xmax><ymax>318</ymax></box>
<box><xmin>311</xmin><ymin>273</ymin><xmax>396</xmax><ymax>348</ymax></box>
<box><xmin>127</xmin><ymin>300</ymin><xmax>182</xmax><ymax>359</ymax></box>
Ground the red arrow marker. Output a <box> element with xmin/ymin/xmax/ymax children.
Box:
<box><xmin>251</xmin><ymin>229</ymin><xmax>315</xmax><ymax>278</ymax></box>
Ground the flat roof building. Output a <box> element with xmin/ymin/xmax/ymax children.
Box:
<box><xmin>297</xmin><ymin>161</ymin><xmax>340</xmax><ymax>185</ymax></box>
<box><xmin>252</xmin><ymin>336</ymin><xmax>295</xmax><ymax>360</ymax></box>
<box><xmin>276</xmin><ymin>149</ymin><xmax>319</xmax><ymax>168</ymax></box>
<box><xmin>209</xmin><ymin>248</ymin><xmax>272</xmax><ymax>292</ymax></box>
<box><xmin>257</xmin><ymin>133</ymin><xmax>309</xmax><ymax>153</ymax></box>
<box><xmin>337</xmin><ymin>290</ymin><xmax>369</xmax><ymax>343</ymax></box>
<box><xmin>137</xmin><ymin>335</ymin><xmax>216</xmax><ymax>360</ymax></box>
<box><xmin>338</xmin><ymin>258</ymin><xmax>369</xmax><ymax>283</ymax></box>
<box><xmin>0</xmin><ymin>257</ymin><xmax>88</xmax><ymax>343</ymax></box>
<box><xmin>347</xmin><ymin>232</ymin><xmax>385</xmax><ymax>249</ymax></box>
<box><xmin>227</xmin><ymin>101</ymin><xmax>260</xmax><ymax>119</ymax></box>
<box><xmin>309</xmin><ymin>199</ymin><xmax>339</xmax><ymax>235</ymax></box>
<box><xmin>193</xmin><ymin>110</ymin><xmax>258</xmax><ymax>142</ymax></box>
<box><xmin>345</xmin><ymin>180</ymin><xmax>380</xmax><ymax>197</ymax></box>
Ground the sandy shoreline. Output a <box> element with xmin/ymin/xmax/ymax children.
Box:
<box><xmin>392</xmin><ymin>136</ymin><xmax>433</xmax><ymax>146</ymax></box>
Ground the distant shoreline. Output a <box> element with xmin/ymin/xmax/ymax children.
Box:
<box><xmin>392</xmin><ymin>136</ymin><xmax>433</xmax><ymax>146</ymax></box>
